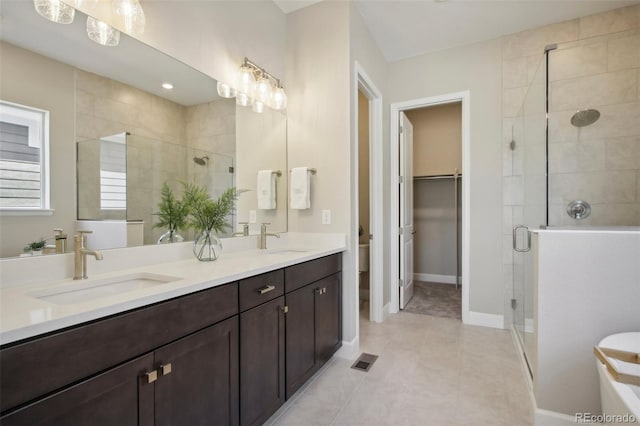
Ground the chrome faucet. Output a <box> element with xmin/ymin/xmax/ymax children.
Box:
<box><xmin>259</xmin><ymin>222</ymin><xmax>280</xmax><ymax>250</ymax></box>
<box><xmin>74</xmin><ymin>230</ymin><xmax>103</xmax><ymax>280</ymax></box>
<box><xmin>232</xmin><ymin>222</ymin><xmax>250</xmax><ymax>237</ymax></box>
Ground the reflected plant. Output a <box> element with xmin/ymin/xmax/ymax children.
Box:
<box><xmin>153</xmin><ymin>182</ymin><xmax>189</xmax><ymax>233</ymax></box>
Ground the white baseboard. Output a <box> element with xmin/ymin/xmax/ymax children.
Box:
<box><xmin>335</xmin><ymin>335</ymin><xmax>359</xmax><ymax>360</ymax></box>
<box><xmin>413</xmin><ymin>273</ymin><xmax>461</xmax><ymax>285</ymax></box>
<box><xmin>466</xmin><ymin>311</ymin><xmax>505</xmax><ymax>329</ymax></box>
<box><xmin>383</xmin><ymin>302</ymin><xmax>390</xmax><ymax>320</ymax></box>
<box><xmin>535</xmin><ymin>409</ymin><xmax>577</xmax><ymax>425</ymax></box>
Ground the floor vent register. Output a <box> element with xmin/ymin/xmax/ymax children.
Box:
<box><xmin>350</xmin><ymin>353</ymin><xmax>378</xmax><ymax>372</ymax></box>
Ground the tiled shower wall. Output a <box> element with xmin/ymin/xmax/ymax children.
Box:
<box><xmin>501</xmin><ymin>5</ymin><xmax>640</xmax><ymax>327</ymax></box>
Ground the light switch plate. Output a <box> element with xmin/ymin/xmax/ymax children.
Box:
<box><xmin>322</xmin><ymin>209</ymin><xmax>331</xmax><ymax>225</ymax></box>
<box><xmin>249</xmin><ymin>210</ymin><xmax>257</xmax><ymax>223</ymax></box>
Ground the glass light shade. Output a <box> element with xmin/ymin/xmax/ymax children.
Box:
<box><xmin>114</xmin><ymin>0</ymin><xmax>145</xmax><ymax>35</ymax></box>
<box><xmin>86</xmin><ymin>16</ymin><xmax>120</xmax><ymax>46</ymax></box>
<box><xmin>237</xmin><ymin>65</ymin><xmax>255</xmax><ymax>96</ymax></box>
<box><xmin>34</xmin><ymin>0</ymin><xmax>75</xmax><ymax>24</ymax></box>
<box><xmin>236</xmin><ymin>92</ymin><xmax>253</xmax><ymax>107</ymax></box>
<box><xmin>271</xmin><ymin>86</ymin><xmax>287</xmax><ymax>111</ymax></box>
<box><xmin>252</xmin><ymin>101</ymin><xmax>265</xmax><ymax>114</ymax></box>
<box><xmin>254</xmin><ymin>74</ymin><xmax>272</xmax><ymax>105</ymax></box>
<box><xmin>217</xmin><ymin>81</ymin><xmax>236</xmax><ymax>98</ymax></box>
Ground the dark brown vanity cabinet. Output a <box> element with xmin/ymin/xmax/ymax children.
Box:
<box><xmin>0</xmin><ymin>283</ymin><xmax>240</xmax><ymax>426</ymax></box>
<box><xmin>0</xmin><ymin>253</ymin><xmax>342</xmax><ymax>426</ymax></box>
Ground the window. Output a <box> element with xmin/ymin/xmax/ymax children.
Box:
<box><xmin>0</xmin><ymin>100</ymin><xmax>50</xmax><ymax>212</ymax></box>
<box><xmin>99</xmin><ymin>135</ymin><xmax>126</xmax><ymax>210</ymax></box>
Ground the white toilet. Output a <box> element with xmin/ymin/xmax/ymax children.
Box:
<box><xmin>596</xmin><ymin>332</ymin><xmax>640</xmax><ymax>424</ymax></box>
<box><xmin>359</xmin><ymin>243</ymin><xmax>370</xmax><ymax>300</ymax></box>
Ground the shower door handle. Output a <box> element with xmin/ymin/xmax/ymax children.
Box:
<box><xmin>512</xmin><ymin>225</ymin><xmax>531</xmax><ymax>253</ymax></box>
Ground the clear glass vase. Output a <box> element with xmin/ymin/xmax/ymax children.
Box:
<box><xmin>157</xmin><ymin>229</ymin><xmax>184</xmax><ymax>244</ymax></box>
<box><xmin>193</xmin><ymin>230</ymin><xmax>222</xmax><ymax>261</ymax></box>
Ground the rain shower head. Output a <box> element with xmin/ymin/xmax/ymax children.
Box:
<box><xmin>570</xmin><ymin>109</ymin><xmax>600</xmax><ymax>127</ymax></box>
<box><xmin>193</xmin><ymin>156</ymin><xmax>209</xmax><ymax>166</ymax></box>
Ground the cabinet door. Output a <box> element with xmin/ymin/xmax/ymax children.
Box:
<box><xmin>315</xmin><ymin>273</ymin><xmax>342</xmax><ymax>363</ymax></box>
<box><xmin>240</xmin><ymin>297</ymin><xmax>285</xmax><ymax>426</ymax></box>
<box><xmin>155</xmin><ymin>316</ymin><xmax>239</xmax><ymax>426</ymax></box>
<box><xmin>0</xmin><ymin>354</ymin><xmax>154</xmax><ymax>426</ymax></box>
<box><xmin>285</xmin><ymin>284</ymin><xmax>316</xmax><ymax>399</ymax></box>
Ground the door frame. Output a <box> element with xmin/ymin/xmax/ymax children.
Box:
<box><xmin>354</xmin><ymin>62</ymin><xmax>384</xmax><ymax>324</ymax></box>
<box><xmin>389</xmin><ymin>91</ymin><xmax>470</xmax><ymax>322</ymax></box>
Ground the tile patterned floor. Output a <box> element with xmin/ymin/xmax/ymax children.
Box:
<box><xmin>404</xmin><ymin>281</ymin><xmax>462</xmax><ymax>320</ymax></box>
<box><xmin>268</xmin><ymin>310</ymin><xmax>535</xmax><ymax>426</ymax></box>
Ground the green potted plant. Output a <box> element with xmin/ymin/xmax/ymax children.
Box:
<box><xmin>24</xmin><ymin>238</ymin><xmax>46</xmax><ymax>256</ymax></box>
<box><xmin>153</xmin><ymin>182</ymin><xmax>189</xmax><ymax>244</ymax></box>
<box><xmin>182</xmin><ymin>182</ymin><xmax>237</xmax><ymax>261</ymax></box>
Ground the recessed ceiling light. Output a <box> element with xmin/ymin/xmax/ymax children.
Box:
<box><xmin>162</xmin><ymin>82</ymin><xmax>174</xmax><ymax>90</ymax></box>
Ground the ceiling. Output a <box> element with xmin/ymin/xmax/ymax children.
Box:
<box><xmin>274</xmin><ymin>0</ymin><xmax>639</xmax><ymax>62</ymax></box>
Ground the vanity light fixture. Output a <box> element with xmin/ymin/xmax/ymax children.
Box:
<box><xmin>86</xmin><ymin>16</ymin><xmax>120</xmax><ymax>46</ymax></box>
<box><xmin>217</xmin><ymin>57</ymin><xmax>287</xmax><ymax>113</ymax></box>
<box><xmin>33</xmin><ymin>0</ymin><xmax>75</xmax><ymax>24</ymax></box>
<box><xmin>162</xmin><ymin>82</ymin><xmax>174</xmax><ymax>90</ymax></box>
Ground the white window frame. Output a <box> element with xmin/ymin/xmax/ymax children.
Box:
<box><xmin>0</xmin><ymin>100</ymin><xmax>52</xmax><ymax>215</ymax></box>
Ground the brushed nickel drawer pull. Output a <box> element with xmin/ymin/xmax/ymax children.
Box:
<box><xmin>280</xmin><ymin>305</ymin><xmax>289</xmax><ymax>313</ymax></box>
<box><xmin>160</xmin><ymin>363</ymin><xmax>172</xmax><ymax>376</ymax></box>
<box><xmin>258</xmin><ymin>284</ymin><xmax>276</xmax><ymax>294</ymax></box>
<box><xmin>145</xmin><ymin>370</ymin><xmax>158</xmax><ymax>383</ymax></box>
<box><xmin>316</xmin><ymin>288</ymin><xmax>327</xmax><ymax>295</ymax></box>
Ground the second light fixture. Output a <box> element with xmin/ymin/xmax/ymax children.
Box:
<box><xmin>217</xmin><ymin>57</ymin><xmax>287</xmax><ymax>113</ymax></box>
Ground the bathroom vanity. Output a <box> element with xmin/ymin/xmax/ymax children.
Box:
<box><xmin>0</xmin><ymin>239</ymin><xmax>344</xmax><ymax>426</ymax></box>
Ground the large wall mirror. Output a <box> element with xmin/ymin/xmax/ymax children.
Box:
<box><xmin>0</xmin><ymin>2</ymin><xmax>287</xmax><ymax>258</ymax></box>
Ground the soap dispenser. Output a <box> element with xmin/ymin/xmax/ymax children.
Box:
<box><xmin>54</xmin><ymin>228</ymin><xmax>67</xmax><ymax>253</ymax></box>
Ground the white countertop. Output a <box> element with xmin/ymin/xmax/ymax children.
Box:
<box><xmin>0</xmin><ymin>233</ymin><xmax>346</xmax><ymax>345</ymax></box>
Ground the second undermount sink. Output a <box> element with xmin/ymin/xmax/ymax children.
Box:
<box><xmin>29</xmin><ymin>273</ymin><xmax>182</xmax><ymax>305</ymax></box>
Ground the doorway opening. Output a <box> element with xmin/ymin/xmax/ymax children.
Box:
<box><xmin>402</xmin><ymin>103</ymin><xmax>462</xmax><ymax>320</ymax></box>
<box><xmin>390</xmin><ymin>91</ymin><xmax>470</xmax><ymax>323</ymax></box>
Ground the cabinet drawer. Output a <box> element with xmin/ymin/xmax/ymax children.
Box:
<box><xmin>0</xmin><ymin>282</ymin><xmax>238</xmax><ymax>414</ymax></box>
<box><xmin>284</xmin><ymin>253</ymin><xmax>341</xmax><ymax>293</ymax></box>
<box><xmin>239</xmin><ymin>269</ymin><xmax>284</xmax><ymax>312</ymax></box>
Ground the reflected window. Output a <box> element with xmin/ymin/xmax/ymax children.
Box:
<box><xmin>0</xmin><ymin>100</ymin><xmax>49</xmax><ymax>210</ymax></box>
<box><xmin>99</xmin><ymin>135</ymin><xmax>126</xmax><ymax>210</ymax></box>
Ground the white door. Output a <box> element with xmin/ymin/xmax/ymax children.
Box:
<box><xmin>399</xmin><ymin>112</ymin><xmax>414</xmax><ymax>309</ymax></box>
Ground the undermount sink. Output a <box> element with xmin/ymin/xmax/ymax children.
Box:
<box><xmin>29</xmin><ymin>273</ymin><xmax>181</xmax><ymax>305</ymax></box>
<box><xmin>265</xmin><ymin>248</ymin><xmax>310</xmax><ymax>255</ymax></box>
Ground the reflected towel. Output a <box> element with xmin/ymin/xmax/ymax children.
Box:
<box><xmin>257</xmin><ymin>170</ymin><xmax>276</xmax><ymax>210</ymax></box>
<box><xmin>290</xmin><ymin>167</ymin><xmax>310</xmax><ymax>210</ymax></box>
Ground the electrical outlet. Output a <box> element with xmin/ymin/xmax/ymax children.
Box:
<box><xmin>249</xmin><ymin>210</ymin><xmax>257</xmax><ymax>224</ymax></box>
<box><xmin>322</xmin><ymin>209</ymin><xmax>331</xmax><ymax>225</ymax></box>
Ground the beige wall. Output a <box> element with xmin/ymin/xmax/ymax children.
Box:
<box><xmin>0</xmin><ymin>42</ymin><xmax>76</xmax><ymax>258</ymax></box>
<box><xmin>235</xmin><ymin>106</ymin><xmax>288</xmax><ymax>234</ymax></box>
<box><xmin>406</xmin><ymin>102</ymin><xmax>462</xmax><ymax>177</ymax></box>
<box><xmin>502</xmin><ymin>4</ymin><xmax>640</xmax><ymax>327</ymax></box>
<box><xmin>357</xmin><ymin>90</ymin><xmax>370</xmax><ymax>245</ymax></box>
<box><xmin>389</xmin><ymin>38</ymin><xmax>504</xmax><ymax>317</ymax></box>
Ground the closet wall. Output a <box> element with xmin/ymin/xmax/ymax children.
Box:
<box><xmin>406</xmin><ymin>102</ymin><xmax>462</xmax><ymax>284</ymax></box>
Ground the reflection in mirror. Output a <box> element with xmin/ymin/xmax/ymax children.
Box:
<box><xmin>0</xmin><ymin>2</ymin><xmax>287</xmax><ymax>258</ymax></box>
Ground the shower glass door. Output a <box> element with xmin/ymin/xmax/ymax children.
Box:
<box><xmin>511</xmin><ymin>54</ymin><xmax>547</xmax><ymax>376</ymax></box>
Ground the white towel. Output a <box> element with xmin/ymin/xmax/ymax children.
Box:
<box><xmin>290</xmin><ymin>167</ymin><xmax>311</xmax><ymax>210</ymax></box>
<box><xmin>257</xmin><ymin>170</ymin><xmax>276</xmax><ymax>210</ymax></box>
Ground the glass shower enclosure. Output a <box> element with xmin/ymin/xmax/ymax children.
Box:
<box><xmin>511</xmin><ymin>29</ymin><xmax>640</xmax><ymax>375</ymax></box>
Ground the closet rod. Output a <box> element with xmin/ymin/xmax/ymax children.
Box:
<box><xmin>413</xmin><ymin>174</ymin><xmax>462</xmax><ymax>181</ymax></box>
